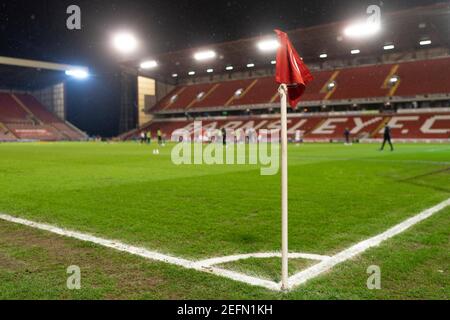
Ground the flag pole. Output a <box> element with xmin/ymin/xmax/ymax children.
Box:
<box><xmin>279</xmin><ymin>84</ymin><xmax>289</xmax><ymax>291</ymax></box>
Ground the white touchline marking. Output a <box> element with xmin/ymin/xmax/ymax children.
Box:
<box><xmin>0</xmin><ymin>197</ymin><xmax>448</xmax><ymax>292</ymax></box>
<box><xmin>287</xmin><ymin>198</ymin><xmax>450</xmax><ymax>290</ymax></box>
<box><xmin>0</xmin><ymin>213</ymin><xmax>280</xmax><ymax>291</ymax></box>
<box><xmin>0</xmin><ymin>214</ymin><xmax>194</xmax><ymax>267</ymax></box>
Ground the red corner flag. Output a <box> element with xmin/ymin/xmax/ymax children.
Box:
<box><xmin>274</xmin><ymin>29</ymin><xmax>313</xmax><ymax>108</ymax></box>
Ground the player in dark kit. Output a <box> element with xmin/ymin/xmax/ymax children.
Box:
<box><xmin>157</xmin><ymin>129</ymin><xmax>163</xmax><ymax>146</ymax></box>
<box><xmin>344</xmin><ymin>128</ymin><xmax>351</xmax><ymax>145</ymax></box>
<box><xmin>221</xmin><ymin>128</ymin><xmax>227</xmax><ymax>146</ymax></box>
<box><xmin>380</xmin><ymin>124</ymin><xmax>394</xmax><ymax>151</ymax></box>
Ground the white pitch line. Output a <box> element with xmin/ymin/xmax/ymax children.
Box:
<box><xmin>0</xmin><ymin>197</ymin><xmax>449</xmax><ymax>292</ymax></box>
<box><xmin>0</xmin><ymin>213</ymin><xmax>279</xmax><ymax>291</ymax></box>
<box><xmin>287</xmin><ymin>198</ymin><xmax>450</xmax><ymax>290</ymax></box>
<box><xmin>196</xmin><ymin>252</ymin><xmax>330</xmax><ymax>268</ymax></box>
<box><xmin>0</xmin><ymin>214</ymin><xmax>194</xmax><ymax>268</ymax></box>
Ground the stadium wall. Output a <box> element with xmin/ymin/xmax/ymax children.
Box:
<box><xmin>137</xmin><ymin>76</ymin><xmax>156</xmax><ymax>126</ymax></box>
<box><xmin>123</xmin><ymin>109</ymin><xmax>450</xmax><ymax>143</ymax></box>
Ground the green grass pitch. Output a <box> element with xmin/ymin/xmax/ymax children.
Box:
<box><xmin>0</xmin><ymin>142</ymin><xmax>448</xmax><ymax>299</ymax></box>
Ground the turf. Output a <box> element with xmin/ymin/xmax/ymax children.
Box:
<box><xmin>0</xmin><ymin>141</ymin><xmax>448</xmax><ymax>299</ymax></box>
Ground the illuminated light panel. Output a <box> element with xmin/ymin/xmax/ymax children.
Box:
<box><xmin>140</xmin><ymin>60</ymin><xmax>158</xmax><ymax>69</ymax></box>
<box><xmin>194</xmin><ymin>50</ymin><xmax>217</xmax><ymax>61</ymax></box>
<box><xmin>257</xmin><ymin>39</ymin><xmax>280</xmax><ymax>52</ymax></box>
<box><xmin>65</xmin><ymin>69</ymin><xmax>89</xmax><ymax>80</ymax></box>
<box><xmin>112</xmin><ymin>32</ymin><xmax>138</xmax><ymax>54</ymax></box>
<box><xmin>420</xmin><ymin>40</ymin><xmax>432</xmax><ymax>46</ymax></box>
<box><xmin>344</xmin><ymin>21</ymin><xmax>381</xmax><ymax>39</ymax></box>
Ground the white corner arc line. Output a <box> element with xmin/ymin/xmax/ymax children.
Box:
<box><xmin>0</xmin><ymin>197</ymin><xmax>448</xmax><ymax>292</ymax></box>
<box><xmin>196</xmin><ymin>252</ymin><xmax>330</xmax><ymax>268</ymax></box>
<box><xmin>287</xmin><ymin>198</ymin><xmax>450</xmax><ymax>290</ymax></box>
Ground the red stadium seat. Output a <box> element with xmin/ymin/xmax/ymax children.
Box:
<box><xmin>151</xmin><ymin>58</ymin><xmax>450</xmax><ymax>113</ymax></box>
<box><xmin>0</xmin><ymin>93</ymin><xmax>86</xmax><ymax>141</ymax></box>
<box><xmin>395</xmin><ymin>58</ymin><xmax>450</xmax><ymax>97</ymax></box>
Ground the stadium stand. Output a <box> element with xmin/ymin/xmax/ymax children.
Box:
<box><xmin>191</xmin><ymin>79</ymin><xmax>256</xmax><ymax>109</ymax></box>
<box><xmin>122</xmin><ymin>57</ymin><xmax>450</xmax><ymax>143</ymax></box>
<box><xmin>329</xmin><ymin>64</ymin><xmax>393</xmax><ymax>100</ymax></box>
<box><xmin>229</xmin><ymin>77</ymin><xmax>279</xmax><ymax>106</ymax></box>
<box><xmin>0</xmin><ymin>93</ymin><xmax>31</xmax><ymax>124</ymax></box>
<box><xmin>150</xmin><ymin>58</ymin><xmax>450</xmax><ymax>113</ymax></box>
<box><xmin>14</xmin><ymin>94</ymin><xmax>62</xmax><ymax>124</ymax></box>
<box><xmin>301</xmin><ymin>70</ymin><xmax>336</xmax><ymax>102</ymax></box>
<box><xmin>118</xmin><ymin>4</ymin><xmax>450</xmax><ymax>143</ymax></box>
<box><xmin>0</xmin><ymin>122</ymin><xmax>17</xmax><ymax>141</ymax></box>
<box><xmin>0</xmin><ymin>92</ymin><xmax>87</xmax><ymax>141</ymax></box>
<box><xmin>394</xmin><ymin>58</ymin><xmax>450</xmax><ymax>97</ymax></box>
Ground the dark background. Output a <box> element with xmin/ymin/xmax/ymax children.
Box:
<box><xmin>0</xmin><ymin>0</ymin><xmax>444</xmax><ymax>136</ymax></box>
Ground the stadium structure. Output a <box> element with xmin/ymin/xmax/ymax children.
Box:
<box><xmin>0</xmin><ymin>56</ymin><xmax>88</xmax><ymax>142</ymax></box>
<box><xmin>118</xmin><ymin>3</ymin><xmax>450</xmax><ymax>143</ymax></box>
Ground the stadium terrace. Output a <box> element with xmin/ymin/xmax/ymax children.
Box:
<box><xmin>119</xmin><ymin>3</ymin><xmax>450</xmax><ymax>145</ymax></box>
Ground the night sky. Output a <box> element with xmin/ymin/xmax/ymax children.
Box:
<box><xmin>0</xmin><ymin>0</ymin><xmax>444</xmax><ymax>136</ymax></box>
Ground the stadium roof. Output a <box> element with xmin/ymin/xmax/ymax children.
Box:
<box><xmin>0</xmin><ymin>56</ymin><xmax>89</xmax><ymax>90</ymax></box>
<box><xmin>127</xmin><ymin>3</ymin><xmax>450</xmax><ymax>83</ymax></box>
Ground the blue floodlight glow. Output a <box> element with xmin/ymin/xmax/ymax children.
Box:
<box><xmin>65</xmin><ymin>69</ymin><xmax>90</xmax><ymax>80</ymax></box>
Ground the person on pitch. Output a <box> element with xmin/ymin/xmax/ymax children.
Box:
<box><xmin>344</xmin><ymin>127</ymin><xmax>351</xmax><ymax>145</ymax></box>
<box><xmin>157</xmin><ymin>128</ymin><xmax>163</xmax><ymax>146</ymax></box>
<box><xmin>221</xmin><ymin>128</ymin><xmax>227</xmax><ymax>146</ymax></box>
<box><xmin>380</xmin><ymin>124</ymin><xmax>394</xmax><ymax>151</ymax></box>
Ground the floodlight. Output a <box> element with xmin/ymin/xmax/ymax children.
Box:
<box><xmin>257</xmin><ymin>39</ymin><xmax>280</xmax><ymax>52</ymax></box>
<box><xmin>206</xmin><ymin>69</ymin><xmax>214</xmax><ymax>73</ymax></box>
<box><xmin>112</xmin><ymin>32</ymin><xmax>138</xmax><ymax>55</ymax></box>
<box><xmin>194</xmin><ymin>50</ymin><xmax>216</xmax><ymax>61</ymax></box>
<box><xmin>344</xmin><ymin>21</ymin><xmax>381</xmax><ymax>38</ymax></box>
<box><xmin>225</xmin><ymin>66</ymin><xmax>234</xmax><ymax>71</ymax></box>
<box><xmin>140</xmin><ymin>60</ymin><xmax>158</xmax><ymax>69</ymax></box>
<box><xmin>351</xmin><ymin>49</ymin><xmax>361</xmax><ymax>55</ymax></box>
<box><xmin>320</xmin><ymin>53</ymin><xmax>328</xmax><ymax>59</ymax></box>
<box><xmin>188</xmin><ymin>71</ymin><xmax>196</xmax><ymax>76</ymax></box>
<box><xmin>246</xmin><ymin>63</ymin><xmax>255</xmax><ymax>68</ymax></box>
<box><xmin>271</xmin><ymin>60</ymin><xmax>277</xmax><ymax>65</ymax></box>
<box><xmin>384</xmin><ymin>44</ymin><xmax>395</xmax><ymax>50</ymax></box>
<box><xmin>65</xmin><ymin>68</ymin><xmax>89</xmax><ymax>80</ymax></box>
<box><xmin>420</xmin><ymin>40</ymin><xmax>432</xmax><ymax>46</ymax></box>
<box><xmin>172</xmin><ymin>73</ymin><xmax>178</xmax><ymax>78</ymax></box>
